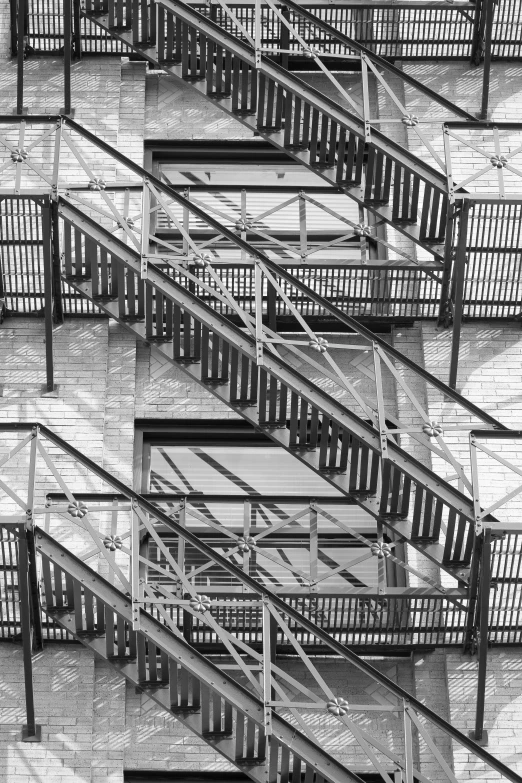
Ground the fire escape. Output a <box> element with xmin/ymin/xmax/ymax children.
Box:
<box><xmin>1</xmin><ymin>0</ymin><xmax>522</xmax><ymax>780</ymax></box>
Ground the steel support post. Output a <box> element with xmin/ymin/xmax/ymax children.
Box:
<box><xmin>16</xmin><ymin>0</ymin><xmax>26</xmax><ymax>114</ymax></box>
<box><xmin>471</xmin><ymin>0</ymin><xmax>486</xmax><ymax>65</ymax></box>
<box><xmin>437</xmin><ymin>202</ymin><xmax>457</xmax><ymax>327</ymax></box>
<box><xmin>73</xmin><ymin>0</ymin><xmax>82</xmax><ymax>58</ymax></box>
<box><xmin>17</xmin><ymin>525</ymin><xmax>41</xmax><ymax>742</ymax></box>
<box><xmin>279</xmin><ymin>6</ymin><xmax>290</xmax><ymax>71</ymax></box>
<box><xmin>42</xmin><ymin>198</ymin><xmax>55</xmax><ymax>393</ymax></box>
<box><xmin>470</xmin><ymin>527</ymin><xmax>491</xmax><ymax>746</ymax></box>
<box><xmin>463</xmin><ymin>531</ymin><xmax>482</xmax><ymax>654</ymax></box>
<box><xmin>63</xmin><ymin>0</ymin><xmax>72</xmax><ymax>115</ymax></box>
<box><xmin>480</xmin><ymin>0</ymin><xmax>495</xmax><ymax>120</ymax></box>
<box><xmin>449</xmin><ymin>201</ymin><xmax>470</xmax><ymax>390</ymax></box>
<box><xmin>51</xmin><ymin>200</ymin><xmax>64</xmax><ymax>323</ymax></box>
<box><xmin>10</xmin><ymin>0</ymin><xmax>18</xmax><ymax>56</ymax></box>
<box><xmin>26</xmin><ymin>427</ymin><xmax>43</xmax><ymax>652</ymax></box>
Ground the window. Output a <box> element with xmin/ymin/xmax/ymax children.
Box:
<box><xmin>145</xmin><ymin>141</ymin><xmax>382</xmax><ymax>265</ymax></box>
<box><xmin>137</xmin><ymin>420</ymin><xmax>403</xmax><ymax>592</ymax></box>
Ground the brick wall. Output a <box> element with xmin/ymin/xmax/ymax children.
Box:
<box><xmin>0</xmin><ymin>19</ymin><xmax>521</xmax><ymax>783</ymax></box>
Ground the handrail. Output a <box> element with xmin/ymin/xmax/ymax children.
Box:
<box><xmin>12</xmin><ymin>422</ymin><xmax>522</xmax><ymax>783</ymax></box>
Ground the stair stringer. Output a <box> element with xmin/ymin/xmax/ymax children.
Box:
<box><xmin>57</xmin><ymin>197</ymin><xmax>496</xmax><ymax>583</ymax></box>
<box><xmin>35</xmin><ymin>526</ymin><xmax>367</xmax><ymax>783</ymax></box>
<box><xmin>81</xmin><ymin>1</ymin><xmax>448</xmax><ymax>262</ymax></box>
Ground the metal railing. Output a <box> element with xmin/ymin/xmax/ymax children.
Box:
<box><xmin>14</xmin><ymin>0</ymin><xmax>522</xmax><ymax>61</ymax></box>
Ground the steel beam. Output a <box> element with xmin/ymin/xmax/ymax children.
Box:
<box><xmin>17</xmin><ymin>526</ymin><xmax>41</xmax><ymax>742</ymax></box>
<box><xmin>470</xmin><ymin>527</ymin><xmax>491</xmax><ymax>746</ymax></box>
<box><xmin>449</xmin><ymin>200</ymin><xmax>469</xmax><ymax>390</ymax></box>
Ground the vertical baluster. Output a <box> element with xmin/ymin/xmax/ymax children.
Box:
<box><xmin>309</xmin><ymin>109</ymin><xmax>320</xmax><ymax>166</ymax></box>
<box><xmin>318</xmin><ymin>115</ymin><xmax>329</xmax><ymax>165</ymax></box>
<box><xmin>105</xmin><ymin>607</ymin><xmax>115</xmax><ymax>657</ymax></box>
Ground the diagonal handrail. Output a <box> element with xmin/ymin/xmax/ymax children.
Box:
<box><xmin>5</xmin><ymin>420</ymin><xmax>521</xmax><ymax>783</ymax></box>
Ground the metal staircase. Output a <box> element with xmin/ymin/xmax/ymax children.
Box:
<box><xmin>1</xmin><ymin>423</ymin><xmax>521</xmax><ymax>781</ymax></box>
<box><xmin>79</xmin><ymin>0</ymin><xmax>463</xmax><ymax>263</ymax></box>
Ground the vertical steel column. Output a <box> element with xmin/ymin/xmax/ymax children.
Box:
<box><xmin>18</xmin><ymin>525</ymin><xmax>41</xmax><ymax>742</ymax></box>
<box><xmin>42</xmin><ymin>197</ymin><xmax>55</xmax><ymax>393</ymax></box>
<box><xmin>51</xmin><ymin>200</ymin><xmax>64</xmax><ymax>324</ymax></box>
<box><xmin>73</xmin><ymin>0</ymin><xmax>82</xmax><ymax>58</ymax></box>
<box><xmin>448</xmin><ymin>201</ymin><xmax>470</xmax><ymax>390</ymax></box>
<box><xmin>437</xmin><ymin>202</ymin><xmax>457</xmax><ymax>327</ymax></box>
<box><xmin>471</xmin><ymin>527</ymin><xmax>491</xmax><ymax>745</ymax></box>
<box><xmin>10</xmin><ymin>0</ymin><xmax>18</xmax><ymax>56</ymax></box>
<box><xmin>63</xmin><ymin>0</ymin><xmax>72</xmax><ymax>115</ymax></box>
<box><xmin>480</xmin><ymin>0</ymin><xmax>495</xmax><ymax>120</ymax></box>
<box><xmin>471</xmin><ymin>0</ymin><xmax>485</xmax><ymax>65</ymax></box>
<box><xmin>26</xmin><ymin>427</ymin><xmax>43</xmax><ymax>652</ymax></box>
<box><xmin>280</xmin><ymin>6</ymin><xmax>290</xmax><ymax>71</ymax></box>
<box><xmin>16</xmin><ymin>0</ymin><xmax>26</xmax><ymax>114</ymax></box>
